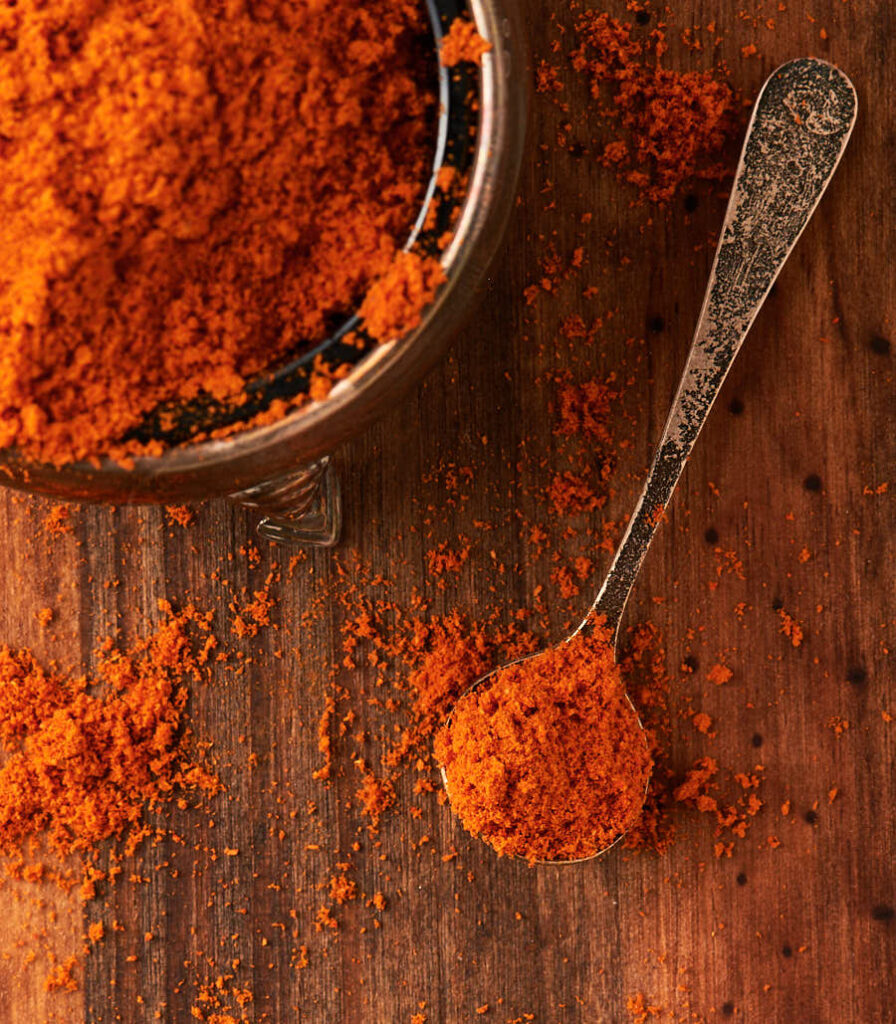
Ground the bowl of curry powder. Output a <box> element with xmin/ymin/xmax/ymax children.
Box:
<box><xmin>0</xmin><ymin>0</ymin><xmax>527</xmax><ymax>539</ymax></box>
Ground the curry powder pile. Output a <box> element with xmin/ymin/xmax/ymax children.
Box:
<box><xmin>0</xmin><ymin>602</ymin><xmax>219</xmax><ymax>875</ymax></box>
<box><xmin>0</xmin><ymin>0</ymin><xmax>438</xmax><ymax>465</ymax></box>
<box><xmin>435</xmin><ymin>623</ymin><xmax>652</xmax><ymax>862</ymax></box>
<box><xmin>569</xmin><ymin>11</ymin><xmax>741</xmax><ymax>203</ymax></box>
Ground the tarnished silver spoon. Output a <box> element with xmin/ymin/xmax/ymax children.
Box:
<box><xmin>439</xmin><ymin>58</ymin><xmax>857</xmax><ymax>862</ymax></box>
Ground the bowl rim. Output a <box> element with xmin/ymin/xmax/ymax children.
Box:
<box><xmin>0</xmin><ymin>0</ymin><xmax>529</xmax><ymax>504</ymax></box>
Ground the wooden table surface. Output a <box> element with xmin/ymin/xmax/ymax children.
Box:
<box><xmin>0</xmin><ymin>2</ymin><xmax>893</xmax><ymax>1022</ymax></box>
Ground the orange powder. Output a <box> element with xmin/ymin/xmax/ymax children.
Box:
<box><xmin>0</xmin><ymin>602</ymin><xmax>219</xmax><ymax>871</ymax></box>
<box><xmin>568</xmin><ymin>12</ymin><xmax>741</xmax><ymax>202</ymax></box>
<box><xmin>435</xmin><ymin>623</ymin><xmax>651</xmax><ymax>862</ymax></box>
<box><xmin>384</xmin><ymin>614</ymin><xmax>493</xmax><ymax>768</ymax></box>
<box><xmin>778</xmin><ymin>607</ymin><xmax>804</xmax><ymax>647</ymax></box>
<box><xmin>190</xmin><ymin>976</ymin><xmax>253</xmax><ymax>1024</ymax></box>
<box><xmin>439</xmin><ymin>16</ymin><xmax>493</xmax><ymax>67</ymax></box>
<box><xmin>45</xmin><ymin>955</ymin><xmax>79</xmax><ymax>993</ymax></box>
<box><xmin>357</xmin><ymin>251</ymin><xmax>447</xmax><ymax>343</ymax></box>
<box><xmin>0</xmin><ymin>0</ymin><xmax>440</xmax><ymax>465</ymax></box>
<box><xmin>555</xmin><ymin>376</ymin><xmax>619</xmax><ymax>444</ymax></box>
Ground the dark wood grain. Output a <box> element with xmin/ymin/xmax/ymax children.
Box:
<box><xmin>0</xmin><ymin>1</ymin><xmax>893</xmax><ymax>1022</ymax></box>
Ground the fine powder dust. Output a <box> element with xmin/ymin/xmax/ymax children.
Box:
<box><xmin>0</xmin><ymin>601</ymin><xmax>219</xmax><ymax>879</ymax></box>
<box><xmin>0</xmin><ymin>0</ymin><xmax>438</xmax><ymax>465</ymax></box>
<box><xmin>435</xmin><ymin>621</ymin><xmax>653</xmax><ymax>862</ymax></box>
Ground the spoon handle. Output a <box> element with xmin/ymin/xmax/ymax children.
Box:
<box><xmin>587</xmin><ymin>58</ymin><xmax>857</xmax><ymax>641</ymax></box>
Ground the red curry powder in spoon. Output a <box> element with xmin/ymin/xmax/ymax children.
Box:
<box><xmin>435</xmin><ymin>624</ymin><xmax>651</xmax><ymax>862</ymax></box>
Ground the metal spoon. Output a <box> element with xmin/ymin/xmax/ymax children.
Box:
<box><xmin>440</xmin><ymin>58</ymin><xmax>857</xmax><ymax>862</ymax></box>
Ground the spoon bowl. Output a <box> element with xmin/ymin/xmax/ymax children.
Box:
<box><xmin>438</xmin><ymin>57</ymin><xmax>857</xmax><ymax>863</ymax></box>
<box><xmin>439</xmin><ymin>639</ymin><xmax>651</xmax><ymax>864</ymax></box>
<box><xmin>438</xmin><ymin>619</ymin><xmax>652</xmax><ymax>862</ymax></box>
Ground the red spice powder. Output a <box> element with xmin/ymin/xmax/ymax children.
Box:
<box><xmin>190</xmin><ymin>976</ymin><xmax>253</xmax><ymax>1024</ymax></box>
<box><xmin>691</xmin><ymin>710</ymin><xmax>713</xmax><ymax>734</ymax></box>
<box><xmin>384</xmin><ymin>612</ymin><xmax>493</xmax><ymax>769</ymax></box>
<box><xmin>0</xmin><ymin>0</ymin><xmax>443</xmax><ymax>466</ymax></box>
<box><xmin>41</xmin><ymin>504</ymin><xmax>74</xmax><ymax>537</ymax></box>
<box><xmin>568</xmin><ymin>12</ymin><xmax>741</xmax><ymax>202</ymax></box>
<box><xmin>230</xmin><ymin>587</ymin><xmax>275</xmax><ymax>639</ymax></box>
<box><xmin>356</xmin><ymin>250</ymin><xmax>446</xmax><ymax>344</ymax></box>
<box><xmin>328</xmin><ymin>872</ymin><xmax>358</xmax><ymax>905</ymax></box>
<box><xmin>707</xmin><ymin>662</ymin><xmax>733</xmax><ymax>685</ymax></box>
<box><xmin>425</xmin><ymin>541</ymin><xmax>471</xmax><ymax>579</ymax></box>
<box><xmin>165</xmin><ymin>504</ymin><xmax>195</xmax><ymax>528</ymax></box>
<box><xmin>0</xmin><ymin>602</ymin><xmax>219</xmax><ymax>874</ymax></box>
<box><xmin>548</xmin><ymin>374</ymin><xmax>620</xmax><ymax>518</ymax></box>
<box><xmin>673</xmin><ymin>756</ymin><xmax>719</xmax><ymax>803</ymax></box>
<box><xmin>435</xmin><ymin>623</ymin><xmax>651</xmax><ymax>862</ymax></box>
<box><xmin>555</xmin><ymin>375</ymin><xmax>619</xmax><ymax>444</ymax></box>
<box><xmin>439</xmin><ymin>16</ymin><xmax>493</xmax><ymax>68</ymax></box>
<box><xmin>673</xmin><ymin>756</ymin><xmax>765</xmax><ymax>856</ymax></box>
<box><xmin>778</xmin><ymin>607</ymin><xmax>804</xmax><ymax>647</ymax></box>
<box><xmin>45</xmin><ymin>955</ymin><xmax>79</xmax><ymax>993</ymax></box>
<box><xmin>549</xmin><ymin>470</ymin><xmax>608</xmax><ymax>514</ymax></box>
<box><xmin>626</xmin><ymin>992</ymin><xmax>662</xmax><ymax>1023</ymax></box>
<box><xmin>827</xmin><ymin>716</ymin><xmax>850</xmax><ymax>737</ymax></box>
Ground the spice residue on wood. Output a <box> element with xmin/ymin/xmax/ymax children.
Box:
<box><xmin>0</xmin><ymin>602</ymin><xmax>219</xmax><ymax>880</ymax></box>
<box><xmin>542</xmin><ymin>11</ymin><xmax>742</xmax><ymax>203</ymax></box>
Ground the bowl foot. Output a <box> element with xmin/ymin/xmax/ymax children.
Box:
<box><xmin>230</xmin><ymin>456</ymin><xmax>341</xmax><ymax>547</ymax></box>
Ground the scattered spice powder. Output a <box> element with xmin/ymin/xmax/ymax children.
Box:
<box><xmin>435</xmin><ymin>622</ymin><xmax>651</xmax><ymax>862</ymax></box>
<box><xmin>314</xmin><ymin>906</ymin><xmax>338</xmax><ymax>932</ymax></box>
<box><xmin>567</xmin><ymin>12</ymin><xmax>742</xmax><ymax>202</ymax></box>
<box><xmin>673</xmin><ymin>756</ymin><xmax>765</xmax><ymax>856</ymax></box>
<box><xmin>44</xmin><ymin>955</ymin><xmax>79</xmax><ymax>993</ymax></box>
<box><xmin>707</xmin><ymin>662</ymin><xmax>733</xmax><ymax>686</ymax></box>
<box><xmin>426</xmin><ymin>541</ymin><xmax>472</xmax><ymax>578</ymax></box>
<box><xmin>673</xmin><ymin>756</ymin><xmax>719</xmax><ymax>804</ymax></box>
<box><xmin>190</xmin><ymin>976</ymin><xmax>253</xmax><ymax>1024</ymax></box>
<box><xmin>328</xmin><ymin>872</ymin><xmax>358</xmax><ymax>905</ymax></box>
<box><xmin>626</xmin><ymin>992</ymin><xmax>662</xmax><ymax>1023</ymax></box>
<box><xmin>384</xmin><ymin>612</ymin><xmax>494</xmax><ymax>769</ymax></box>
<box><xmin>41</xmin><ymin>504</ymin><xmax>74</xmax><ymax>537</ymax></box>
<box><xmin>548</xmin><ymin>470</ymin><xmax>607</xmax><ymax>514</ymax></box>
<box><xmin>230</xmin><ymin>587</ymin><xmax>275</xmax><ymax>639</ymax></box>
<box><xmin>827</xmin><ymin>716</ymin><xmax>850</xmax><ymax>737</ymax></box>
<box><xmin>0</xmin><ymin>602</ymin><xmax>219</xmax><ymax>874</ymax></box>
<box><xmin>555</xmin><ymin>376</ymin><xmax>619</xmax><ymax>443</ymax></box>
<box><xmin>166</xmin><ymin>505</ymin><xmax>195</xmax><ymax>528</ymax></box>
<box><xmin>778</xmin><ymin>607</ymin><xmax>805</xmax><ymax>647</ymax></box>
<box><xmin>691</xmin><ymin>711</ymin><xmax>713</xmax><ymax>734</ymax></box>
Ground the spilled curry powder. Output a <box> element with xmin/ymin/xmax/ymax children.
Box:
<box><xmin>543</xmin><ymin>11</ymin><xmax>742</xmax><ymax>203</ymax></box>
<box><xmin>0</xmin><ymin>601</ymin><xmax>219</xmax><ymax>879</ymax></box>
<box><xmin>0</xmin><ymin>0</ymin><xmax>442</xmax><ymax>465</ymax></box>
<box><xmin>435</xmin><ymin>622</ymin><xmax>652</xmax><ymax>862</ymax></box>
